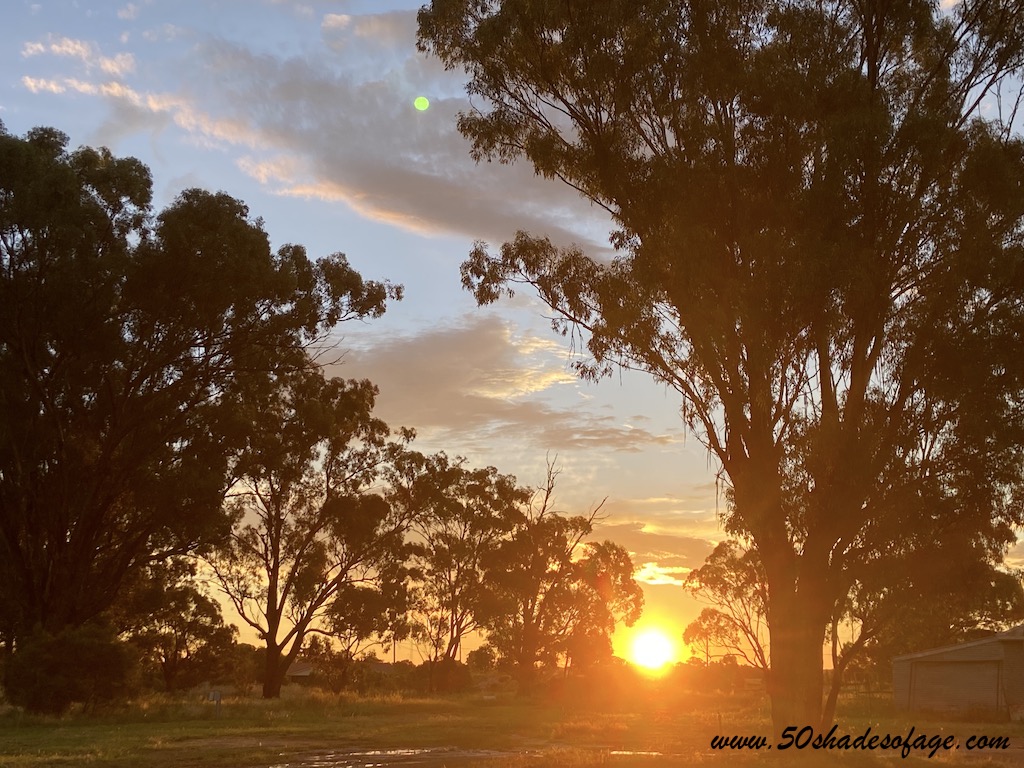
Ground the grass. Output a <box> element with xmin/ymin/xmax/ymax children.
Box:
<box><xmin>2</xmin><ymin>682</ymin><xmax>1024</xmax><ymax>768</ymax></box>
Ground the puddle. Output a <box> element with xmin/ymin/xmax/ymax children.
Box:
<box><xmin>269</xmin><ymin>747</ymin><xmax>666</xmax><ymax>767</ymax></box>
<box><xmin>269</xmin><ymin>747</ymin><xmax>522</xmax><ymax>767</ymax></box>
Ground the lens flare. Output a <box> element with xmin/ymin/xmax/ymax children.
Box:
<box><xmin>414</xmin><ymin>96</ymin><xmax>430</xmax><ymax>111</ymax></box>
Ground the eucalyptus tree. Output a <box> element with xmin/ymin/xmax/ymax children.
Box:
<box><xmin>394</xmin><ymin>451</ymin><xmax>529</xmax><ymax>662</ymax></box>
<box><xmin>112</xmin><ymin>559</ymin><xmax>238</xmax><ymax>692</ymax></box>
<box><xmin>684</xmin><ymin>541</ymin><xmax>769</xmax><ymax>671</ymax></box>
<box><xmin>0</xmin><ymin>122</ymin><xmax>401</xmax><ymax>651</ymax></box>
<box><xmin>211</xmin><ymin>370</ymin><xmax>414</xmax><ymax>698</ymax></box>
<box><xmin>419</xmin><ymin>0</ymin><xmax>1024</xmax><ymax>726</ymax></box>
<box><xmin>478</xmin><ymin>466</ymin><xmax>643</xmax><ymax>684</ymax></box>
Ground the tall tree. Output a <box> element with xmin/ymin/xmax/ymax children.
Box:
<box><xmin>478</xmin><ymin>466</ymin><xmax>643</xmax><ymax>686</ymax></box>
<box><xmin>0</xmin><ymin>123</ymin><xmax>401</xmax><ymax>645</ymax></box>
<box><xmin>419</xmin><ymin>0</ymin><xmax>1024</xmax><ymax>726</ymax></box>
<box><xmin>210</xmin><ymin>369</ymin><xmax>413</xmax><ymax>698</ymax></box>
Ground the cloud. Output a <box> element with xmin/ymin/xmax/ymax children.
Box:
<box><xmin>595</xmin><ymin>521</ymin><xmax>717</xmax><ymax>571</ymax></box>
<box><xmin>118</xmin><ymin>3</ymin><xmax>140</xmax><ymax>20</ymax></box>
<box><xmin>322</xmin><ymin>10</ymin><xmax>413</xmax><ymax>49</ymax></box>
<box><xmin>22</xmin><ymin>77</ymin><xmax>66</xmax><ymax>94</ymax></box>
<box><xmin>322</xmin><ymin>14</ymin><xmax>352</xmax><ymax>31</ymax></box>
<box><xmin>635</xmin><ymin>562</ymin><xmax>691</xmax><ymax>587</ymax></box>
<box><xmin>19</xmin><ymin>9</ymin><xmax>612</xmax><ymax>250</ymax></box>
<box><xmin>330</xmin><ymin>315</ymin><xmax>676</xmax><ymax>454</ymax></box>
<box><xmin>22</xmin><ymin>35</ymin><xmax>135</xmax><ymax>76</ymax></box>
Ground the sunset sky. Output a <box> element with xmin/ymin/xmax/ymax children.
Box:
<box><xmin>7</xmin><ymin>0</ymin><xmax>955</xmax><ymax>663</ymax></box>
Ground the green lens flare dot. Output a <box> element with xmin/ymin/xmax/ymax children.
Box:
<box><xmin>414</xmin><ymin>96</ymin><xmax>430</xmax><ymax>111</ymax></box>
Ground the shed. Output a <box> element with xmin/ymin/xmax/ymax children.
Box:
<box><xmin>286</xmin><ymin>659</ymin><xmax>314</xmax><ymax>680</ymax></box>
<box><xmin>893</xmin><ymin>625</ymin><xmax>1024</xmax><ymax>716</ymax></box>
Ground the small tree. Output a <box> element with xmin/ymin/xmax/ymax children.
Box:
<box><xmin>211</xmin><ymin>369</ymin><xmax>413</xmax><ymax>698</ymax></box>
<box><xmin>684</xmin><ymin>608</ymin><xmax>740</xmax><ymax>668</ymax></box>
<box><xmin>113</xmin><ymin>560</ymin><xmax>237</xmax><ymax>692</ymax></box>
<box><xmin>396</xmin><ymin>452</ymin><xmax>529</xmax><ymax>663</ymax></box>
<box><xmin>684</xmin><ymin>541</ymin><xmax>769</xmax><ymax>671</ymax></box>
<box><xmin>479</xmin><ymin>465</ymin><xmax>643</xmax><ymax>686</ymax></box>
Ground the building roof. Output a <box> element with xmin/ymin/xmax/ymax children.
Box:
<box><xmin>893</xmin><ymin>625</ymin><xmax>1024</xmax><ymax>664</ymax></box>
<box><xmin>286</xmin><ymin>659</ymin><xmax>314</xmax><ymax>677</ymax></box>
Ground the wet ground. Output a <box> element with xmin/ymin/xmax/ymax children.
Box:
<box><xmin>267</xmin><ymin>747</ymin><xmax>667</xmax><ymax>767</ymax></box>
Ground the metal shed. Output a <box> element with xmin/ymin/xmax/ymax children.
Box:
<box><xmin>893</xmin><ymin>626</ymin><xmax>1024</xmax><ymax>716</ymax></box>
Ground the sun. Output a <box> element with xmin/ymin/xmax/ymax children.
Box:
<box><xmin>629</xmin><ymin>629</ymin><xmax>675</xmax><ymax>671</ymax></box>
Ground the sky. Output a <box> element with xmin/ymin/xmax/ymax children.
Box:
<box><xmin>1</xmin><ymin>0</ymin><xmax>732</xmax><ymax>660</ymax></box>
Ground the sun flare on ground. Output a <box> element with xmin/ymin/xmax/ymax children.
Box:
<box><xmin>629</xmin><ymin>629</ymin><xmax>676</xmax><ymax>671</ymax></box>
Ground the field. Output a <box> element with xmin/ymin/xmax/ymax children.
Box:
<box><xmin>2</xmin><ymin>677</ymin><xmax>1023</xmax><ymax>768</ymax></box>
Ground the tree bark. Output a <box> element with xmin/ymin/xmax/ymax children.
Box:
<box><xmin>263</xmin><ymin>644</ymin><xmax>285</xmax><ymax>698</ymax></box>
<box><xmin>822</xmin><ymin>663</ymin><xmax>845</xmax><ymax>728</ymax></box>
<box><xmin>767</xmin><ymin>600</ymin><xmax>827</xmax><ymax>734</ymax></box>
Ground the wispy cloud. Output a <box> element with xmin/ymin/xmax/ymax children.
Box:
<box><xmin>19</xmin><ymin>9</ymin><xmax>610</xmax><ymax>250</ymax></box>
<box><xmin>22</xmin><ymin>35</ymin><xmax>135</xmax><ymax>76</ymax></box>
<box><xmin>635</xmin><ymin>562</ymin><xmax>692</xmax><ymax>587</ymax></box>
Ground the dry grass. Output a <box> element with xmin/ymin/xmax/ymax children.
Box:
<box><xmin>1</xmin><ymin>682</ymin><xmax>1023</xmax><ymax>768</ymax></box>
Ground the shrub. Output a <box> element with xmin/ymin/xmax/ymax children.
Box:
<box><xmin>4</xmin><ymin>623</ymin><xmax>139</xmax><ymax>714</ymax></box>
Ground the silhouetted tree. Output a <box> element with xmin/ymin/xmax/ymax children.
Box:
<box><xmin>684</xmin><ymin>608</ymin><xmax>743</xmax><ymax>668</ymax></box>
<box><xmin>394</xmin><ymin>451</ymin><xmax>529</xmax><ymax>662</ymax></box>
<box><xmin>419</xmin><ymin>0</ymin><xmax>1024</xmax><ymax>726</ymax></box>
<box><xmin>466</xmin><ymin>644</ymin><xmax>497</xmax><ymax>671</ymax></box>
<box><xmin>318</xmin><ymin>569</ymin><xmax>416</xmax><ymax>685</ymax></box>
<box><xmin>478</xmin><ymin>465</ymin><xmax>643</xmax><ymax>687</ymax></box>
<box><xmin>111</xmin><ymin>560</ymin><xmax>237</xmax><ymax>692</ymax></box>
<box><xmin>210</xmin><ymin>370</ymin><xmax>413</xmax><ymax>698</ymax></box>
<box><xmin>0</xmin><ymin>122</ymin><xmax>401</xmax><ymax>647</ymax></box>
<box><xmin>685</xmin><ymin>541</ymin><xmax>769</xmax><ymax>670</ymax></box>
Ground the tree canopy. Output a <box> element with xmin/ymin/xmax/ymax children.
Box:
<box><xmin>396</xmin><ymin>450</ymin><xmax>529</xmax><ymax>662</ymax></box>
<box><xmin>0</xmin><ymin>123</ymin><xmax>401</xmax><ymax>645</ymax></box>
<box><xmin>418</xmin><ymin>0</ymin><xmax>1024</xmax><ymax>725</ymax></box>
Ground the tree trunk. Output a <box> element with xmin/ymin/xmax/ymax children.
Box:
<box><xmin>822</xmin><ymin>663</ymin><xmax>845</xmax><ymax>727</ymax></box>
<box><xmin>767</xmin><ymin>606</ymin><xmax>826</xmax><ymax>733</ymax></box>
<box><xmin>263</xmin><ymin>644</ymin><xmax>285</xmax><ymax>698</ymax></box>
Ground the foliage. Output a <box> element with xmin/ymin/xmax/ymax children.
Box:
<box><xmin>111</xmin><ymin>560</ymin><xmax>238</xmax><ymax>692</ymax></box>
<box><xmin>210</xmin><ymin>368</ymin><xmax>414</xmax><ymax>698</ymax></box>
<box><xmin>0</xmin><ymin>123</ymin><xmax>401</xmax><ymax>643</ymax></box>
<box><xmin>466</xmin><ymin>644</ymin><xmax>497</xmax><ymax>671</ymax></box>
<box><xmin>4</xmin><ymin>623</ymin><xmax>139</xmax><ymax>714</ymax></box>
<box><xmin>419</xmin><ymin>0</ymin><xmax>1024</xmax><ymax>725</ymax></box>
<box><xmin>411</xmin><ymin>658</ymin><xmax>474</xmax><ymax>693</ymax></box>
<box><xmin>846</xmin><ymin>559</ymin><xmax>1024</xmax><ymax>679</ymax></box>
<box><xmin>322</xmin><ymin>576</ymin><xmax>413</xmax><ymax>667</ymax></box>
<box><xmin>393</xmin><ymin>451</ymin><xmax>529</xmax><ymax>662</ymax></box>
<box><xmin>684</xmin><ymin>541</ymin><xmax>769</xmax><ymax>670</ymax></box>
<box><xmin>478</xmin><ymin>465</ymin><xmax>643</xmax><ymax>684</ymax></box>
<box><xmin>684</xmin><ymin>608</ymin><xmax>742</xmax><ymax>668</ymax></box>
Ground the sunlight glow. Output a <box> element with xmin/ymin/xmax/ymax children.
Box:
<box><xmin>629</xmin><ymin>629</ymin><xmax>675</xmax><ymax>670</ymax></box>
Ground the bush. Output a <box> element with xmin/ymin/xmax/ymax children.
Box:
<box><xmin>412</xmin><ymin>658</ymin><xmax>472</xmax><ymax>693</ymax></box>
<box><xmin>4</xmin><ymin>623</ymin><xmax>139</xmax><ymax>714</ymax></box>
